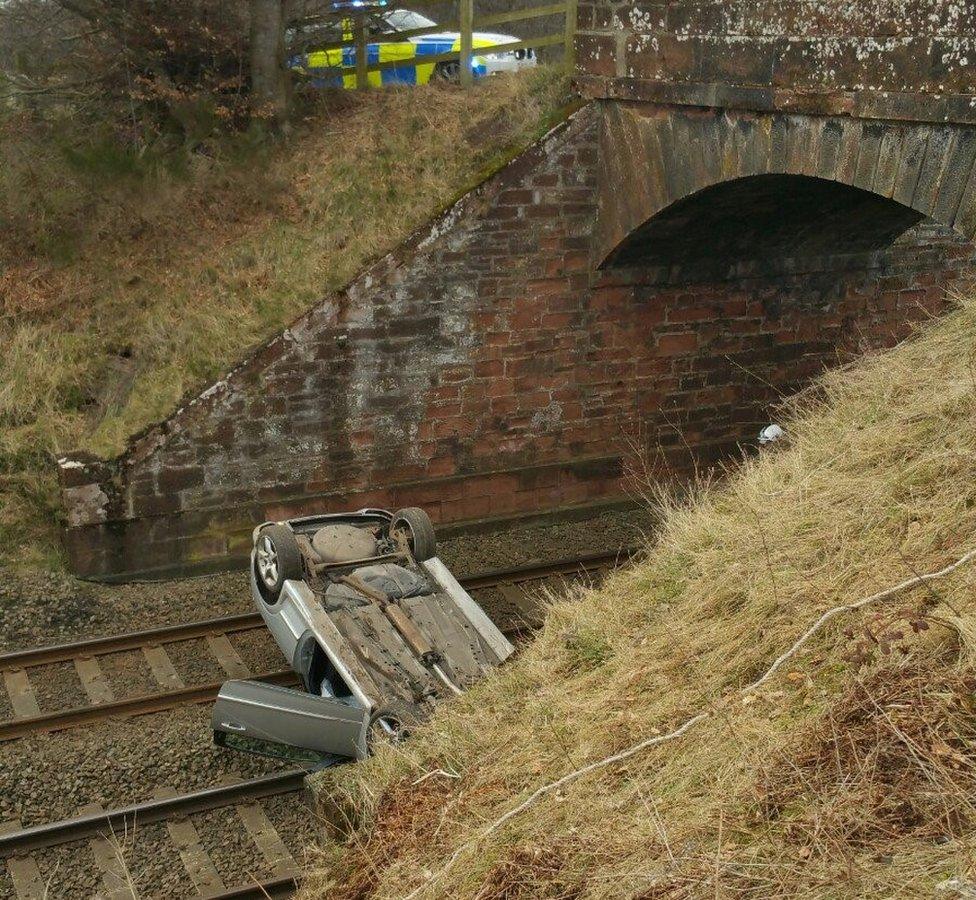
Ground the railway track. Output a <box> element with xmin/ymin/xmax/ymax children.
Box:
<box><xmin>0</xmin><ymin>547</ymin><xmax>636</xmax><ymax>898</ymax></box>
<box><xmin>1</xmin><ymin>771</ymin><xmax>309</xmax><ymax>899</ymax></box>
<box><xmin>0</xmin><ymin>548</ymin><xmax>634</xmax><ymax>742</ymax></box>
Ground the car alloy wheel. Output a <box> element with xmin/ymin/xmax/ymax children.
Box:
<box><xmin>254</xmin><ymin>524</ymin><xmax>303</xmax><ymax>602</ymax></box>
<box><xmin>256</xmin><ymin>534</ymin><xmax>280</xmax><ymax>591</ymax></box>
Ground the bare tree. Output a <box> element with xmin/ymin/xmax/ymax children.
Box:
<box><xmin>0</xmin><ymin>0</ymin><xmax>313</xmax><ymax>135</ymax></box>
<box><xmin>250</xmin><ymin>0</ymin><xmax>291</xmax><ymax>129</ymax></box>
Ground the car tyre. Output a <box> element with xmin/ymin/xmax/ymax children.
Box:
<box><xmin>255</xmin><ymin>524</ymin><xmax>303</xmax><ymax>602</ymax></box>
<box><xmin>390</xmin><ymin>507</ymin><xmax>437</xmax><ymax>562</ymax></box>
<box><xmin>432</xmin><ymin>60</ymin><xmax>461</xmax><ymax>83</ymax></box>
<box><xmin>366</xmin><ymin>708</ymin><xmax>410</xmax><ymax>753</ymax></box>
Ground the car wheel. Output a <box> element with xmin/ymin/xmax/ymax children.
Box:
<box><xmin>390</xmin><ymin>507</ymin><xmax>437</xmax><ymax>562</ymax></box>
<box><xmin>366</xmin><ymin>708</ymin><xmax>409</xmax><ymax>753</ymax></box>
<box><xmin>254</xmin><ymin>524</ymin><xmax>303</xmax><ymax>602</ymax></box>
<box><xmin>432</xmin><ymin>60</ymin><xmax>461</xmax><ymax>83</ymax></box>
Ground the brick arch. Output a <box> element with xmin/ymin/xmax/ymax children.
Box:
<box><xmin>594</xmin><ymin>103</ymin><xmax>976</xmax><ymax>267</ymax></box>
<box><xmin>57</xmin><ymin>103</ymin><xmax>976</xmax><ymax>580</ymax></box>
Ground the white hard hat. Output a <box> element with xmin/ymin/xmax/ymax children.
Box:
<box><xmin>758</xmin><ymin>424</ymin><xmax>784</xmax><ymax>445</ymax></box>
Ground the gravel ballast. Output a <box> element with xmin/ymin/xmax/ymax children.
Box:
<box><xmin>0</xmin><ymin>507</ymin><xmax>649</xmax><ymax>654</ymax></box>
<box><xmin>0</xmin><ymin>506</ymin><xmax>652</xmax><ymax>895</ymax></box>
<box><xmin>0</xmin><ymin>707</ymin><xmax>288</xmax><ymax>827</ymax></box>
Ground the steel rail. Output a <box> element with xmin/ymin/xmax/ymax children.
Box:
<box><xmin>460</xmin><ymin>547</ymin><xmax>636</xmax><ymax>591</ymax></box>
<box><xmin>0</xmin><ymin>548</ymin><xmax>637</xmax><ymax>672</ymax></box>
<box><xmin>0</xmin><ymin>671</ymin><xmax>298</xmax><ymax>742</ymax></box>
<box><xmin>0</xmin><ymin>612</ymin><xmax>262</xmax><ymax>671</ymax></box>
<box><xmin>0</xmin><ymin>548</ymin><xmax>637</xmax><ymax>742</ymax></box>
<box><xmin>0</xmin><ymin>546</ymin><xmax>639</xmax><ymax>900</ymax></box>
<box><xmin>0</xmin><ymin>771</ymin><xmax>307</xmax><ymax>855</ymax></box>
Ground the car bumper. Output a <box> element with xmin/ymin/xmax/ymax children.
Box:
<box><xmin>481</xmin><ymin>55</ymin><xmax>538</xmax><ymax>75</ymax></box>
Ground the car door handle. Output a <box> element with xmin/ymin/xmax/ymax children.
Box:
<box><xmin>219</xmin><ymin>720</ymin><xmax>247</xmax><ymax>732</ymax></box>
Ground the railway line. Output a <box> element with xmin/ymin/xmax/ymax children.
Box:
<box><xmin>0</xmin><ymin>549</ymin><xmax>633</xmax><ymax>742</ymax></box>
<box><xmin>0</xmin><ymin>546</ymin><xmax>636</xmax><ymax>898</ymax></box>
<box><xmin>1</xmin><ymin>772</ymin><xmax>308</xmax><ymax>899</ymax></box>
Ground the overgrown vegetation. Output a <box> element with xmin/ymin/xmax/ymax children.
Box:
<box><xmin>305</xmin><ymin>293</ymin><xmax>976</xmax><ymax>898</ymax></box>
<box><xmin>0</xmin><ymin>1</ymin><xmax>251</xmax><ymax>132</ymax></box>
<box><xmin>0</xmin><ymin>1</ymin><xmax>353</xmax><ymax>135</ymax></box>
<box><xmin>0</xmin><ymin>68</ymin><xmax>569</xmax><ymax>567</ymax></box>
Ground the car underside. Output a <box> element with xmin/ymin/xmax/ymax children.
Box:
<box><xmin>212</xmin><ymin>507</ymin><xmax>513</xmax><ymax>765</ymax></box>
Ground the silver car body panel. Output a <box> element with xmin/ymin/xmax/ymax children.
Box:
<box><xmin>250</xmin><ymin>572</ymin><xmax>376</xmax><ymax>712</ymax></box>
<box><xmin>212</xmin><ymin>679</ymin><xmax>369</xmax><ymax>760</ymax></box>
<box><xmin>421</xmin><ymin>557</ymin><xmax>514</xmax><ymax>664</ymax></box>
<box><xmin>215</xmin><ymin>512</ymin><xmax>514</xmax><ymax>762</ymax></box>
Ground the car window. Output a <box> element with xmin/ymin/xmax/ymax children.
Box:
<box><xmin>288</xmin><ymin>21</ymin><xmax>342</xmax><ymax>48</ymax></box>
<box><xmin>367</xmin><ymin>16</ymin><xmax>390</xmax><ymax>36</ymax></box>
<box><xmin>382</xmin><ymin>9</ymin><xmax>438</xmax><ymax>32</ymax></box>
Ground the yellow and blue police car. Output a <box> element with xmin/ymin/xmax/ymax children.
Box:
<box><xmin>295</xmin><ymin>8</ymin><xmax>537</xmax><ymax>88</ymax></box>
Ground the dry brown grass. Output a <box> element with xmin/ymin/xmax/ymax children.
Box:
<box><xmin>0</xmin><ymin>68</ymin><xmax>568</xmax><ymax>567</ymax></box>
<box><xmin>303</xmin><ymin>292</ymin><xmax>976</xmax><ymax>898</ymax></box>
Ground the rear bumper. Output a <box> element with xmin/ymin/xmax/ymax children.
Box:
<box><xmin>482</xmin><ymin>55</ymin><xmax>538</xmax><ymax>75</ymax></box>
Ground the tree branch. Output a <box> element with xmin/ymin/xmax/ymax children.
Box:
<box><xmin>0</xmin><ymin>70</ymin><xmax>105</xmax><ymax>99</ymax></box>
<box><xmin>51</xmin><ymin>0</ymin><xmax>103</xmax><ymax>22</ymax></box>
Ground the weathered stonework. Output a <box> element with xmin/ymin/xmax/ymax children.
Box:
<box><xmin>576</xmin><ymin>0</ymin><xmax>976</xmax><ymax>125</ymax></box>
<box><xmin>59</xmin><ymin>101</ymin><xmax>975</xmax><ymax>578</ymax></box>
<box><xmin>59</xmin><ymin>0</ymin><xmax>976</xmax><ymax>578</ymax></box>
<box><xmin>594</xmin><ymin>104</ymin><xmax>976</xmax><ymax>264</ymax></box>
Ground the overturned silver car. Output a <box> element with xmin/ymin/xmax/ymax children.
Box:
<box><xmin>212</xmin><ymin>507</ymin><xmax>513</xmax><ymax>765</ymax></box>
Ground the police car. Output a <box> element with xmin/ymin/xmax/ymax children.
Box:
<box><xmin>294</xmin><ymin>8</ymin><xmax>537</xmax><ymax>88</ymax></box>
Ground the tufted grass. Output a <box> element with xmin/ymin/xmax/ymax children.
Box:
<box><xmin>0</xmin><ymin>68</ymin><xmax>569</xmax><ymax>569</ymax></box>
<box><xmin>303</xmin><ymin>290</ymin><xmax>976</xmax><ymax>898</ymax></box>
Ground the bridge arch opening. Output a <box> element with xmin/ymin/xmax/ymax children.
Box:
<box><xmin>603</xmin><ymin>174</ymin><xmax>926</xmax><ymax>273</ymax></box>
<box><xmin>590</xmin><ymin>169</ymin><xmax>968</xmax><ymax>481</ymax></box>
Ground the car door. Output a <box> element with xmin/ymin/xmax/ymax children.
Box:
<box><xmin>254</xmin><ymin>573</ymin><xmax>316</xmax><ymax>668</ymax></box>
<box><xmin>212</xmin><ymin>679</ymin><xmax>369</xmax><ymax>763</ymax></box>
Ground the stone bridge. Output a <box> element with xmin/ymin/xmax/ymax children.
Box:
<box><xmin>61</xmin><ymin>0</ymin><xmax>976</xmax><ymax>578</ymax></box>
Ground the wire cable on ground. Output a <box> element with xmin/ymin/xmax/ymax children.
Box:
<box><xmin>403</xmin><ymin>545</ymin><xmax>976</xmax><ymax>899</ymax></box>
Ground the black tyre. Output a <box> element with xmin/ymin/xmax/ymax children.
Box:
<box><xmin>432</xmin><ymin>60</ymin><xmax>461</xmax><ymax>83</ymax></box>
<box><xmin>390</xmin><ymin>507</ymin><xmax>437</xmax><ymax>561</ymax></box>
<box><xmin>366</xmin><ymin>708</ymin><xmax>411</xmax><ymax>753</ymax></box>
<box><xmin>254</xmin><ymin>524</ymin><xmax>303</xmax><ymax>602</ymax></box>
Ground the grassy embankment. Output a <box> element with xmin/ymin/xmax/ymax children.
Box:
<box><xmin>305</xmin><ymin>294</ymin><xmax>976</xmax><ymax>898</ymax></box>
<box><xmin>0</xmin><ymin>68</ymin><xmax>569</xmax><ymax>569</ymax></box>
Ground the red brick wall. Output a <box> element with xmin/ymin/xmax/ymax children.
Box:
<box><xmin>59</xmin><ymin>105</ymin><xmax>975</xmax><ymax>578</ymax></box>
<box><xmin>595</xmin><ymin>234</ymin><xmax>969</xmax><ymax>474</ymax></box>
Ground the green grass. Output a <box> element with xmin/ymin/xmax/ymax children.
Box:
<box><xmin>0</xmin><ymin>68</ymin><xmax>569</xmax><ymax>569</ymax></box>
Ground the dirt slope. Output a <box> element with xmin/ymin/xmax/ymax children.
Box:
<box><xmin>304</xmin><ymin>293</ymin><xmax>976</xmax><ymax>898</ymax></box>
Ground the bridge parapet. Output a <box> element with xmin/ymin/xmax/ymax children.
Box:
<box><xmin>576</xmin><ymin>0</ymin><xmax>976</xmax><ymax>124</ymax></box>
